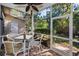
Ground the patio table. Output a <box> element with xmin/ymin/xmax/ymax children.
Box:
<box><xmin>14</xmin><ymin>35</ymin><xmax>33</xmax><ymax>40</ymax></box>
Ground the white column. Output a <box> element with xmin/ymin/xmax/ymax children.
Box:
<box><xmin>32</xmin><ymin>11</ymin><xmax>34</xmax><ymax>37</ymax></box>
<box><xmin>69</xmin><ymin>4</ymin><xmax>73</xmax><ymax>56</ymax></box>
<box><xmin>50</xmin><ymin>6</ymin><xmax>53</xmax><ymax>49</ymax></box>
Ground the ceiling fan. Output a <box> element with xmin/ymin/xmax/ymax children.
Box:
<box><xmin>14</xmin><ymin>3</ymin><xmax>42</xmax><ymax>18</ymax></box>
<box><xmin>14</xmin><ymin>3</ymin><xmax>42</xmax><ymax>11</ymax></box>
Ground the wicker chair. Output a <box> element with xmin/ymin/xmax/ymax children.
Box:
<box><xmin>3</xmin><ymin>36</ymin><xmax>23</xmax><ymax>56</ymax></box>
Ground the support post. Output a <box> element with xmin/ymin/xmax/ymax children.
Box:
<box><xmin>50</xmin><ymin>6</ymin><xmax>53</xmax><ymax>49</ymax></box>
<box><xmin>31</xmin><ymin>11</ymin><xmax>34</xmax><ymax>37</ymax></box>
<box><xmin>69</xmin><ymin>3</ymin><xmax>73</xmax><ymax>56</ymax></box>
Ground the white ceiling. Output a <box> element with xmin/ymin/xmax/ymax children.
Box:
<box><xmin>1</xmin><ymin>3</ymin><xmax>53</xmax><ymax>14</ymax></box>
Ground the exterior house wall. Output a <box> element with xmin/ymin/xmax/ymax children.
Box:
<box><xmin>4</xmin><ymin>7</ymin><xmax>27</xmax><ymax>34</ymax></box>
<box><xmin>0</xmin><ymin>19</ymin><xmax>2</xmax><ymax>49</ymax></box>
<box><xmin>0</xmin><ymin>5</ymin><xmax>4</xmax><ymax>49</ymax></box>
<box><xmin>0</xmin><ymin>5</ymin><xmax>1</xmax><ymax>49</ymax></box>
<box><xmin>4</xmin><ymin>14</ymin><xmax>26</xmax><ymax>34</ymax></box>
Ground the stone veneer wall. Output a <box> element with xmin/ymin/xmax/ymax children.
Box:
<box><xmin>4</xmin><ymin>15</ymin><xmax>26</xmax><ymax>34</ymax></box>
<box><xmin>3</xmin><ymin>7</ymin><xmax>29</xmax><ymax>34</ymax></box>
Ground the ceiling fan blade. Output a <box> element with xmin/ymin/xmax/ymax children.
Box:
<box><xmin>30</xmin><ymin>3</ymin><xmax>42</xmax><ymax>5</ymax></box>
<box><xmin>25</xmin><ymin>6</ymin><xmax>30</xmax><ymax>12</ymax></box>
<box><xmin>32</xmin><ymin>6</ymin><xmax>39</xmax><ymax>11</ymax></box>
<box><xmin>14</xmin><ymin>3</ymin><xmax>26</xmax><ymax>5</ymax></box>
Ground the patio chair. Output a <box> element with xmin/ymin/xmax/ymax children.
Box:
<box><xmin>2</xmin><ymin>36</ymin><xmax>23</xmax><ymax>56</ymax></box>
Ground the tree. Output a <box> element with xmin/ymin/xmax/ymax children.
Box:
<box><xmin>34</xmin><ymin>3</ymin><xmax>71</xmax><ymax>35</ymax></box>
<box><xmin>52</xmin><ymin>3</ymin><xmax>71</xmax><ymax>37</ymax></box>
<box><xmin>52</xmin><ymin>3</ymin><xmax>71</xmax><ymax>17</ymax></box>
<box><xmin>73</xmin><ymin>11</ymin><xmax>79</xmax><ymax>38</ymax></box>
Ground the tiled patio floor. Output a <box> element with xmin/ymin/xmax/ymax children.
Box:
<box><xmin>17</xmin><ymin>46</ymin><xmax>60</xmax><ymax>56</ymax></box>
